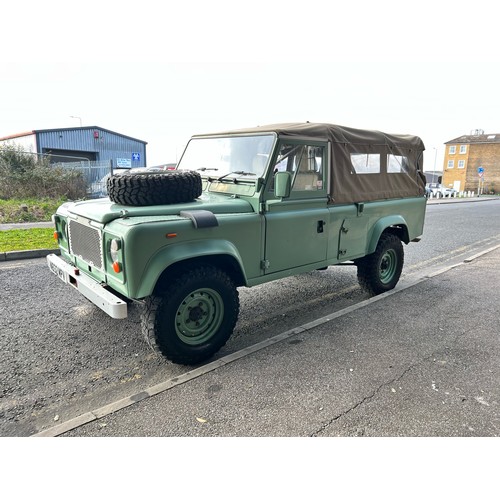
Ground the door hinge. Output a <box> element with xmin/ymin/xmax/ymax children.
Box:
<box><xmin>260</xmin><ymin>259</ymin><xmax>270</xmax><ymax>270</ymax></box>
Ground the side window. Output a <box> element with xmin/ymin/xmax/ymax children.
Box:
<box><xmin>291</xmin><ymin>145</ymin><xmax>324</xmax><ymax>192</ymax></box>
<box><xmin>272</xmin><ymin>143</ymin><xmax>325</xmax><ymax>194</ymax></box>
<box><xmin>387</xmin><ymin>154</ymin><xmax>409</xmax><ymax>174</ymax></box>
<box><xmin>350</xmin><ymin>153</ymin><xmax>380</xmax><ymax>174</ymax></box>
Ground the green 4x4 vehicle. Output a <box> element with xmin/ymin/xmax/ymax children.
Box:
<box><xmin>47</xmin><ymin>122</ymin><xmax>427</xmax><ymax>365</ymax></box>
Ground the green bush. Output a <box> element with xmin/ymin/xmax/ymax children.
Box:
<box><xmin>0</xmin><ymin>143</ymin><xmax>87</xmax><ymax>200</ymax></box>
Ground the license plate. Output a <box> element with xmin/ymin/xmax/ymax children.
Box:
<box><xmin>48</xmin><ymin>259</ymin><xmax>67</xmax><ymax>283</ymax></box>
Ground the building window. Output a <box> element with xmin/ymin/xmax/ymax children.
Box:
<box><xmin>458</xmin><ymin>160</ymin><xmax>465</xmax><ymax>168</ymax></box>
<box><xmin>447</xmin><ymin>160</ymin><xmax>454</xmax><ymax>169</ymax></box>
<box><xmin>459</xmin><ymin>145</ymin><xmax>467</xmax><ymax>154</ymax></box>
<box><xmin>449</xmin><ymin>145</ymin><xmax>456</xmax><ymax>154</ymax></box>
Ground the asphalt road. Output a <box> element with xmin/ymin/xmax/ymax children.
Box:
<box><xmin>1</xmin><ymin>198</ymin><xmax>499</xmax><ymax>436</ymax></box>
<box><xmin>62</xmin><ymin>245</ymin><xmax>500</xmax><ymax>437</ymax></box>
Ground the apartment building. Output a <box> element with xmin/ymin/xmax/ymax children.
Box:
<box><xmin>442</xmin><ymin>130</ymin><xmax>500</xmax><ymax>194</ymax></box>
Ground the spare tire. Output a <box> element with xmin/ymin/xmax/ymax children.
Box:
<box><xmin>107</xmin><ymin>170</ymin><xmax>202</xmax><ymax>206</ymax></box>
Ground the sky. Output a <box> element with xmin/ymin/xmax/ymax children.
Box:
<box><xmin>1</xmin><ymin>0</ymin><xmax>500</xmax><ymax>174</ymax></box>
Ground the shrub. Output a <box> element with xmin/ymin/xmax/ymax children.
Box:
<box><xmin>0</xmin><ymin>143</ymin><xmax>87</xmax><ymax>200</ymax></box>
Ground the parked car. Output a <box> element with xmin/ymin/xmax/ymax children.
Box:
<box><xmin>48</xmin><ymin>122</ymin><xmax>426</xmax><ymax>365</ymax></box>
<box><xmin>427</xmin><ymin>183</ymin><xmax>457</xmax><ymax>197</ymax></box>
<box><xmin>441</xmin><ymin>187</ymin><xmax>458</xmax><ymax>197</ymax></box>
<box><xmin>147</xmin><ymin>163</ymin><xmax>177</xmax><ymax>171</ymax></box>
<box><xmin>427</xmin><ymin>183</ymin><xmax>441</xmax><ymax>195</ymax></box>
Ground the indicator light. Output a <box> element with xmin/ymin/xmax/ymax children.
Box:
<box><xmin>112</xmin><ymin>261</ymin><xmax>122</xmax><ymax>273</ymax></box>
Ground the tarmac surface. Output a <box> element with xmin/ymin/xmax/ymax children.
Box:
<box><xmin>34</xmin><ymin>239</ymin><xmax>499</xmax><ymax>437</ymax></box>
<box><xmin>3</xmin><ymin>195</ymin><xmax>499</xmax><ymax>437</ymax></box>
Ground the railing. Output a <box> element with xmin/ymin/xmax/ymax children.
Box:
<box><xmin>428</xmin><ymin>191</ymin><xmax>476</xmax><ymax>199</ymax></box>
<box><xmin>53</xmin><ymin>160</ymin><xmax>113</xmax><ymax>198</ymax></box>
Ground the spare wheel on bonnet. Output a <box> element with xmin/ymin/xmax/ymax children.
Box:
<box><xmin>106</xmin><ymin>170</ymin><xmax>202</xmax><ymax>206</ymax></box>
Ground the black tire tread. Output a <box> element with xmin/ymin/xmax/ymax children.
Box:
<box><xmin>141</xmin><ymin>266</ymin><xmax>239</xmax><ymax>365</ymax></box>
<box><xmin>356</xmin><ymin>232</ymin><xmax>404</xmax><ymax>296</ymax></box>
<box><xmin>107</xmin><ymin>170</ymin><xmax>202</xmax><ymax>206</ymax></box>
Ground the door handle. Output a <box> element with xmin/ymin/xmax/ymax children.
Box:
<box><xmin>317</xmin><ymin>220</ymin><xmax>326</xmax><ymax>233</ymax></box>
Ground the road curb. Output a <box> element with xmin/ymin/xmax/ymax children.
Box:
<box><xmin>427</xmin><ymin>196</ymin><xmax>498</xmax><ymax>205</ymax></box>
<box><xmin>0</xmin><ymin>248</ymin><xmax>60</xmax><ymax>262</ymax></box>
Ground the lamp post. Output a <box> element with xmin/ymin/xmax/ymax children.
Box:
<box><xmin>70</xmin><ymin>115</ymin><xmax>82</xmax><ymax>127</ymax></box>
<box><xmin>433</xmin><ymin>147</ymin><xmax>437</xmax><ymax>184</ymax></box>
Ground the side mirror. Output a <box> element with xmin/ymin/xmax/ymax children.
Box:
<box><xmin>274</xmin><ymin>171</ymin><xmax>292</xmax><ymax>198</ymax></box>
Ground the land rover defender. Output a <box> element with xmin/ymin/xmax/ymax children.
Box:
<box><xmin>47</xmin><ymin>122</ymin><xmax>427</xmax><ymax>364</ymax></box>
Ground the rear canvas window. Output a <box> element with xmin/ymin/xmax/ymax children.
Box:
<box><xmin>350</xmin><ymin>153</ymin><xmax>380</xmax><ymax>174</ymax></box>
<box><xmin>387</xmin><ymin>154</ymin><xmax>409</xmax><ymax>173</ymax></box>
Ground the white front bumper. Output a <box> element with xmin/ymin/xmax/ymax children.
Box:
<box><xmin>47</xmin><ymin>253</ymin><xmax>128</xmax><ymax>319</ymax></box>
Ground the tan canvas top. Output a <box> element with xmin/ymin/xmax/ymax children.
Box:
<box><xmin>197</xmin><ymin>122</ymin><xmax>426</xmax><ymax>204</ymax></box>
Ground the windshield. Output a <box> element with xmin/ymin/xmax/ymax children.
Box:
<box><xmin>178</xmin><ymin>134</ymin><xmax>275</xmax><ymax>178</ymax></box>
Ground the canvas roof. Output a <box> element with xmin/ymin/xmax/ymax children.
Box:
<box><xmin>198</xmin><ymin>122</ymin><xmax>426</xmax><ymax>204</ymax></box>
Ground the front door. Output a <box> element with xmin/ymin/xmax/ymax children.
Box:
<box><xmin>263</xmin><ymin>142</ymin><xmax>329</xmax><ymax>274</ymax></box>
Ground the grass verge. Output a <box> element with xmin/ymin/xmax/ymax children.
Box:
<box><xmin>0</xmin><ymin>198</ymin><xmax>61</xmax><ymax>252</ymax></box>
<box><xmin>0</xmin><ymin>228</ymin><xmax>58</xmax><ymax>252</ymax></box>
<box><xmin>0</xmin><ymin>197</ymin><xmax>64</xmax><ymax>224</ymax></box>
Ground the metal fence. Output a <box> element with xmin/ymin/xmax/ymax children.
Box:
<box><xmin>53</xmin><ymin>160</ymin><xmax>113</xmax><ymax>199</ymax></box>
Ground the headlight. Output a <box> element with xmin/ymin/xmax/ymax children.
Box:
<box><xmin>110</xmin><ymin>238</ymin><xmax>121</xmax><ymax>262</ymax></box>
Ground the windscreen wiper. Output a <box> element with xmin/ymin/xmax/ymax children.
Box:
<box><xmin>216</xmin><ymin>171</ymin><xmax>256</xmax><ymax>182</ymax></box>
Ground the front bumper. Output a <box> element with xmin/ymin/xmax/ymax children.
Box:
<box><xmin>46</xmin><ymin>253</ymin><xmax>128</xmax><ymax>319</ymax></box>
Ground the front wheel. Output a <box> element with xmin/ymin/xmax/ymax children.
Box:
<box><xmin>141</xmin><ymin>266</ymin><xmax>239</xmax><ymax>365</ymax></box>
<box><xmin>356</xmin><ymin>233</ymin><xmax>404</xmax><ymax>296</ymax></box>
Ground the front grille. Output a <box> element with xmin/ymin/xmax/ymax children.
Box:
<box><xmin>68</xmin><ymin>219</ymin><xmax>103</xmax><ymax>269</ymax></box>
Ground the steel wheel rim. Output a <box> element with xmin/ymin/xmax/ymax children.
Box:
<box><xmin>379</xmin><ymin>249</ymin><xmax>397</xmax><ymax>284</ymax></box>
<box><xmin>175</xmin><ymin>288</ymin><xmax>224</xmax><ymax>345</ymax></box>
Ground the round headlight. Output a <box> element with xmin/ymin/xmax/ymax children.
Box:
<box><xmin>110</xmin><ymin>239</ymin><xmax>121</xmax><ymax>261</ymax></box>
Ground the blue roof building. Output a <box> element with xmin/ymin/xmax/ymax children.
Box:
<box><xmin>0</xmin><ymin>126</ymin><xmax>147</xmax><ymax>168</ymax></box>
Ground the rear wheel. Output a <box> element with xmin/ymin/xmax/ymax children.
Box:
<box><xmin>141</xmin><ymin>266</ymin><xmax>239</xmax><ymax>365</ymax></box>
<box><xmin>356</xmin><ymin>233</ymin><xmax>404</xmax><ymax>296</ymax></box>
